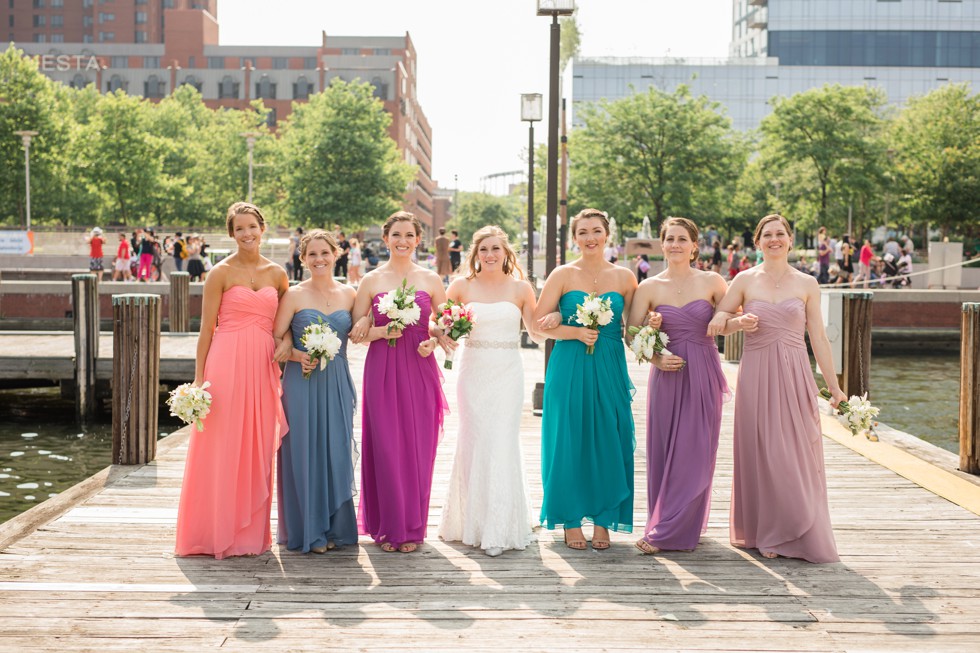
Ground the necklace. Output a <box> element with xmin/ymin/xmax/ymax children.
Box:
<box><xmin>765</xmin><ymin>266</ymin><xmax>791</xmax><ymax>288</ymax></box>
<box><xmin>665</xmin><ymin>272</ymin><xmax>694</xmax><ymax>295</ymax></box>
<box><xmin>582</xmin><ymin>266</ymin><xmax>603</xmax><ymax>286</ymax></box>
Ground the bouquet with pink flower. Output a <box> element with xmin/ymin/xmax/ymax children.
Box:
<box><xmin>437</xmin><ymin>299</ymin><xmax>476</xmax><ymax>369</ymax></box>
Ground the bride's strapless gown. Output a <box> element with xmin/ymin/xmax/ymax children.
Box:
<box><xmin>730</xmin><ymin>298</ymin><xmax>839</xmax><ymax>563</ymax></box>
<box><xmin>438</xmin><ymin>302</ymin><xmax>534</xmax><ymax>553</ymax></box>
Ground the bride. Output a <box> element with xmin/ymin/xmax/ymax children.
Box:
<box><xmin>437</xmin><ymin>226</ymin><xmax>545</xmax><ymax>556</ymax></box>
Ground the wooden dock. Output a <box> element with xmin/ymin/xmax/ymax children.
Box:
<box><xmin>1</xmin><ymin>345</ymin><xmax>980</xmax><ymax>651</ymax></box>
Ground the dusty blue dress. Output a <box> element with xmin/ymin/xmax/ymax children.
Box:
<box><xmin>277</xmin><ymin>309</ymin><xmax>358</xmax><ymax>552</ymax></box>
<box><xmin>540</xmin><ymin>291</ymin><xmax>635</xmax><ymax>532</ymax></box>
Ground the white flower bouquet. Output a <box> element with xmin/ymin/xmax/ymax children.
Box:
<box><xmin>437</xmin><ymin>299</ymin><xmax>476</xmax><ymax>370</ymax></box>
<box><xmin>376</xmin><ymin>279</ymin><xmax>422</xmax><ymax>347</ymax></box>
<box><xmin>167</xmin><ymin>382</ymin><xmax>212</xmax><ymax>431</ymax></box>
<box><xmin>627</xmin><ymin>325</ymin><xmax>673</xmax><ymax>364</ymax></box>
<box><xmin>571</xmin><ymin>292</ymin><xmax>615</xmax><ymax>355</ymax></box>
<box><xmin>300</xmin><ymin>318</ymin><xmax>342</xmax><ymax>379</ymax></box>
<box><xmin>820</xmin><ymin>388</ymin><xmax>880</xmax><ymax>441</ymax></box>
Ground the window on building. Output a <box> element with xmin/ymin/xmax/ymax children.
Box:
<box><xmin>255</xmin><ymin>75</ymin><xmax>276</xmax><ymax>99</ymax></box>
<box><xmin>7</xmin><ymin>15</ymin><xmax>12</xmax><ymax>27</ymax></box>
<box><xmin>187</xmin><ymin>55</ymin><xmax>195</xmax><ymax>68</ymax></box>
<box><xmin>70</xmin><ymin>74</ymin><xmax>88</xmax><ymax>88</ymax></box>
<box><xmin>51</xmin><ymin>15</ymin><xmax>63</xmax><ymax>28</ymax></box>
<box><xmin>51</xmin><ymin>0</ymin><xmax>64</xmax><ymax>5</ymax></box>
<box><xmin>273</xmin><ymin>57</ymin><xmax>288</xmax><ymax>70</ymax></box>
<box><xmin>370</xmin><ymin>76</ymin><xmax>388</xmax><ymax>101</ymax></box>
<box><xmin>218</xmin><ymin>75</ymin><xmax>239</xmax><ymax>99</ymax></box>
<box><xmin>83</xmin><ymin>0</ymin><xmax>93</xmax><ymax>7</ymax></box>
<box><xmin>110</xmin><ymin>55</ymin><xmax>127</xmax><ymax>68</ymax></box>
<box><xmin>33</xmin><ymin>15</ymin><xmax>46</xmax><ymax>27</ymax></box>
<box><xmin>265</xmin><ymin>107</ymin><xmax>277</xmax><ymax>128</ymax></box>
<box><xmin>163</xmin><ymin>0</ymin><xmax>175</xmax><ymax>7</ymax></box>
<box><xmin>341</xmin><ymin>48</ymin><xmax>359</xmax><ymax>55</ymax></box>
<box><xmin>135</xmin><ymin>12</ymin><xmax>147</xmax><ymax>24</ymax></box>
<box><xmin>83</xmin><ymin>16</ymin><xmax>93</xmax><ymax>27</ymax></box>
<box><xmin>208</xmin><ymin>56</ymin><xmax>224</xmax><ymax>69</ymax></box>
<box><xmin>135</xmin><ymin>30</ymin><xmax>147</xmax><ymax>43</ymax></box>
<box><xmin>107</xmin><ymin>74</ymin><xmax>125</xmax><ymax>92</ymax></box>
<box><xmin>240</xmin><ymin>57</ymin><xmax>253</xmax><ymax>69</ymax></box>
<box><xmin>373</xmin><ymin>48</ymin><xmax>390</xmax><ymax>56</ymax></box>
<box><xmin>303</xmin><ymin>56</ymin><xmax>317</xmax><ymax>69</ymax></box>
<box><xmin>181</xmin><ymin>75</ymin><xmax>202</xmax><ymax>92</ymax></box>
<box><xmin>99</xmin><ymin>13</ymin><xmax>115</xmax><ymax>24</ymax></box>
<box><xmin>143</xmin><ymin>56</ymin><xmax>159</xmax><ymax>68</ymax></box>
<box><xmin>51</xmin><ymin>33</ymin><xmax>63</xmax><ymax>42</ymax></box>
<box><xmin>293</xmin><ymin>76</ymin><xmax>312</xmax><ymax>99</ymax></box>
<box><xmin>33</xmin><ymin>33</ymin><xmax>46</xmax><ymax>42</ymax></box>
<box><xmin>135</xmin><ymin>0</ymin><xmax>148</xmax><ymax>4</ymax></box>
<box><xmin>83</xmin><ymin>34</ymin><xmax>93</xmax><ymax>43</ymax></box>
<box><xmin>32</xmin><ymin>0</ymin><xmax>45</xmax><ymax>8</ymax></box>
<box><xmin>144</xmin><ymin>74</ymin><xmax>165</xmax><ymax>99</ymax></box>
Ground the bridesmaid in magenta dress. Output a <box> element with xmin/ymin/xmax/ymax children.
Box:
<box><xmin>628</xmin><ymin>218</ymin><xmax>751</xmax><ymax>555</ymax></box>
<box><xmin>709</xmin><ymin>214</ymin><xmax>846</xmax><ymax>563</ymax></box>
<box><xmin>175</xmin><ymin>202</ymin><xmax>289</xmax><ymax>558</ymax></box>
<box><xmin>349</xmin><ymin>211</ymin><xmax>453</xmax><ymax>553</ymax></box>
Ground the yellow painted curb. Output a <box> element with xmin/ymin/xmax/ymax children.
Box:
<box><xmin>721</xmin><ymin>362</ymin><xmax>980</xmax><ymax>517</ymax></box>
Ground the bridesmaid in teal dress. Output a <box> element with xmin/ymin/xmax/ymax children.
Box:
<box><xmin>272</xmin><ymin>230</ymin><xmax>358</xmax><ymax>553</ymax></box>
<box><xmin>534</xmin><ymin>208</ymin><xmax>638</xmax><ymax>550</ymax></box>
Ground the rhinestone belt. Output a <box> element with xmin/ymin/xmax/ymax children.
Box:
<box><xmin>466</xmin><ymin>339</ymin><xmax>519</xmax><ymax>350</ymax></box>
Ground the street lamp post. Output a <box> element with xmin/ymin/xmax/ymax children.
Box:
<box><xmin>521</xmin><ymin>93</ymin><xmax>543</xmax><ymax>280</ymax></box>
<box><xmin>240</xmin><ymin>132</ymin><xmax>259</xmax><ymax>203</ymax></box>
<box><xmin>13</xmin><ymin>130</ymin><xmax>39</xmax><ymax>232</ymax></box>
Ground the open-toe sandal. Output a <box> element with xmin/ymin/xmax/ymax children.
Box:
<box><xmin>635</xmin><ymin>539</ymin><xmax>660</xmax><ymax>555</ymax></box>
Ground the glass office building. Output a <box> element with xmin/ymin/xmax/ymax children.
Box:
<box><xmin>573</xmin><ymin>0</ymin><xmax>980</xmax><ymax>131</ymax></box>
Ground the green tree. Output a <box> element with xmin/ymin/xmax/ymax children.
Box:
<box><xmin>571</xmin><ymin>85</ymin><xmax>744</xmax><ymax>232</ymax></box>
<box><xmin>560</xmin><ymin>12</ymin><xmax>581</xmax><ymax>74</ymax></box>
<box><xmin>449</xmin><ymin>191</ymin><xmax>522</xmax><ymax>245</ymax></box>
<box><xmin>890</xmin><ymin>84</ymin><xmax>980</xmax><ymax>239</ymax></box>
<box><xmin>279</xmin><ymin>79</ymin><xmax>415</xmax><ymax>230</ymax></box>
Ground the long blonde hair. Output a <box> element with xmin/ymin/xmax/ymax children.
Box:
<box><xmin>464</xmin><ymin>225</ymin><xmax>525</xmax><ymax>280</ymax></box>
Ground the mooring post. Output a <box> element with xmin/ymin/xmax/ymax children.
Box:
<box><xmin>72</xmin><ymin>273</ymin><xmax>99</xmax><ymax>422</ymax></box>
<box><xmin>723</xmin><ymin>330</ymin><xmax>744</xmax><ymax>362</ymax></box>
<box><xmin>839</xmin><ymin>292</ymin><xmax>873</xmax><ymax>398</ymax></box>
<box><xmin>960</xmin><ymin>303</ymin><xmax>980</xmax><ymax>474</ymax></box>
<box><xmin>169</xmin><ymin>271</ymin><xmax>190</xmax><ymax>332</ymax></box>
<box><xmin>112</xmin><ymin>294</ymin><xmax>160</xmax><ymax>465</ymax></box>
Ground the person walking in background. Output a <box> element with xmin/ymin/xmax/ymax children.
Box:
<box><xmin>636</xmin><ymin>254</ymin><xmax>651</xmax><ymax>281</ymax></box>
<box><xmin>136</xmin><ymin>230</ymin><xmax>155</xmax><ymax>282</ymax></box>
<box><xmin>112</xmin><ymin>232</ymin><xmax>131</xmax><ymax>282</ymax></box>
<box><xmin>85</xmin><ymin>227</ymin><xmax>105</xmax><ymax>282</ymax></box>
<box><xmin>289</xmin><ymin>227</ymin><xmax>304</xmax><ymax>282</ymax></box>
<box><xmin>186</xmin><ymin>235</ymin><xmax>206</xmax><ymax>282</ymax></box>
<box><xmin>273</xmin><ymin>229</ymin><xmax>358</xmax><ymax>553</ymax></box>
<box><xmin>816</xmin><ymin>227</ymin><xmax>831</xmax><ymax>285</ymax></box>
<box><xmin>439</xmin><ymin>225</ymin><xmax>542</xmax><ymax>557</ymax></box>
<box><xmin>838</xmin><ymin>235</ymin><xmax>854</xmax><ymax>285</ymax></box>
<box><xmin>175</xmin><ymin>201</ymin><xmax>289</xmax><ymax>559</ymax></box>
<box><xmin>449</xmin><ymin>230</ymin><xmax>463</xmax><ymax>273</ymax></box>
<box><xmin>857</xmin><ymin>239</ymin><xmax>874</xmax><ymax>288</ymax></box>
<box><xmin>348</xmin><ymin>211</ymin><xmax>454</xmax><ymax>554</ymax></box>
<box><xmin>709</xmin><ymin>213</ymin><xmax>843</xmax><ymax>564</ymax></box>
<box><xmin>533</xmin><ymin>208</ymin><xmax>637</xmax><ymax>551</ymax></box>
<box><xmin>348</xmin><ymin>237</ymin><xmax>363</xmax><ymax>287</ymax></box>
<box><xmin>334</xmin><ymin>232</ymin><xmax>351</xmax><ymax>279</ymax></box>
<box><xmin>711</xmin><ymin>241</ymin><xmax>723</xmax><ymax>274</ymax></box>
<box><xmin>435</xmin><ymin>227</ymin><xmax>452</xmax><ymax>284</ymax></box>
<box><xmin>172</xmin><ymin>232</ymin><xmax>188</xmax><ymax>273</ymax></box>
<box><xmin>628</xmin><ymin>217</ymin><xmax>747</xmax><ymax>556</ymax></box>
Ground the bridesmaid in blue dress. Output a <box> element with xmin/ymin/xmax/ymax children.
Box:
<box><xmin>272</xmin><ymin>229</ymin><xmax>358</xmax><ymax>553</ymax></box>
<box><xmin>533</xmin><ymin>208</ymin><xmax>638</xmax><ymax>550</ymax></box>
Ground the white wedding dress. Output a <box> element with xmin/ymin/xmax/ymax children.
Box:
<box><xmin>438</xmin><ymin>302</ymin><xmax>535</xmax><ymax>553</ymax></box>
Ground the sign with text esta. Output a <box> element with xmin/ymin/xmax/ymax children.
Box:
<box><xmin>36</xmin><ymin>54</ymin><xmax>102</xmax><ymax>72</ymax></box>
<box><xmin>0</xmin><ymin>231</ymin><xmax>35</xmax><ymax>255</ymax></box>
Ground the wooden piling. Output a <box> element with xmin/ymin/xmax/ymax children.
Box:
<box><xmin>72</xmin><ymin>274</ymin><xmax>99</xmax><ymax>421</ymax></box>
<box><xmin>960</xmin><ymin>303</ymin><xmax>980</xmax><ymax>474</ymax></box>
<box><xmin>723</xmin><ymin>331</ymin><xmax>743</xmax><ymax>362</ymax></box>
<box><xmin>112</xmin><ymin>294</ymin><xmax>160</xmax><ymax>465</ymax></box>
<box><xmin>169</xmin><ymin>271</ymin><xmax>190</xmax><ymax>332</ymax></box>
<box><xmin>840</xmin><ymin>292</ymin><xmax>873</xmax><ymax>398</ymax></box>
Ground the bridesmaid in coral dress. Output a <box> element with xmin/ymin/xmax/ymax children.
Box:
<box><xmin>175</xmin><ymin>202</ymin><xmax>288</xmax><ymax>559</ymax></box>
<box><xmin>627</xmin><ymin>217</ymin><xmax>750</xmax><ymax>555</ymax></box>
<box><xmin>709</xmin><ymin>214</ymin><xmax>846</xmax><ymax>563</ymax></box>
<box><xmin>349</xmin><ymin>211</ymin><xmax>453</xmax><ymax>553</ymax></box>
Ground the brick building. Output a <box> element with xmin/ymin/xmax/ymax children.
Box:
<box><xmin>6</xmin><ymin>1</ymin><xmax>436</xmax><ymax>232</ymax></box>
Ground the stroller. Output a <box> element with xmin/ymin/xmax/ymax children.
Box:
<box><xmin>882</xmin><ymin>253</ymin><xmax>909</xmax><ymax>288</ymax></box>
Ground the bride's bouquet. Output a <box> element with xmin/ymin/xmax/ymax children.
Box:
<box><xmin>627</xmin><ymin>325</ymin><xmax>672</xmax><ymax>364</ymax></box>
<box><xmin>820</xmin><ymin>388</ymin><xmax>880</xmax><ymax>441</ymax></box>
<box><xmin>376</xmin><ymin>279</ymin><xmax>422</xmax><ymax>347</ymax></box>
<box><xmin>571</xmin><ymin>292</ymin><xmax>615</xmax><ymax>355</ymax></box>
<box><xmin>437</xmin><ymin>299</ymin><xmax>476</xmax><ymax>370</ymax></box>
<box><xmin>300</xmin><ymin>318</ymin><xmax>342</xmax><ymax>379</ymax></box>
<box><xmin>167</xmin><ymin>382</ymin><xmax>212</xmax><ymax>431</ymax></box>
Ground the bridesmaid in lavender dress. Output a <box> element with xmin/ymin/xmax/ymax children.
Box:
<box><xmin>628</xmin><ymin>217</ymin><xmax>753</xmax><ymax>555</ymax></box>
<box><xmin>709</xmin><ymin>214</ymin><xmax>846</xmax><ymax>563</ymax></box>
<box><xmin>349</xmin><ymin>211</ymin><xmax>454</xmax><ymax>553</ymax></box>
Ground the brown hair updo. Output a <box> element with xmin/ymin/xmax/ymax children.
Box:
<box><xmin>382</xmin><ymin>210</ymin><xmax>423</xmax><ymax>238</ymax></box>
<box><xmin>465</xmin><ymin>225</ymin><xmax>525</xmax><ymax>280</ymax></box>
<box><xmin>299</xmin><ymin>229</ymin><xmax>339</xmax><ymax>258</ymax></box>
<box><xmin>753</xmin><ymin>214</ymin><xmax>793</xmax><ymax>246</ymax></box>
<box><xmin>225</xmin><ymin>201</ymin><xmax>266</xmax><ymax>237</ymax></box>
<box><xmin>569</xmin><ymin>208</ymin><xmax>610</xmax><ymax>236</ymax></box>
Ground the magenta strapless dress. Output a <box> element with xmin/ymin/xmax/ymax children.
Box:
<box><xmin>730</xmin><ymin>298</ymin><xmax>839</xmax><ymax>563</ymax></box>
<box><xmin>175</xmin><ymin>286</ymin><xmax>287</xmax><ymax>558</ymax></box>
<box><xmin>358</xmin><ymin>290</ymin><xmax>449</xmax><ymax>547</ymax></box>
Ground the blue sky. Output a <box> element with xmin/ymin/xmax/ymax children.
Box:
<box><xmin>223</xmin><ymin>1</ymin><xmax>732</xmax><ymax>191</ymax></box>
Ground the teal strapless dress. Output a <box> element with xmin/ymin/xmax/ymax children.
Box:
<box><xmin>540</xmin><ymin>291</ymin><xmax>635</xmax><ymax>532</ymax></box>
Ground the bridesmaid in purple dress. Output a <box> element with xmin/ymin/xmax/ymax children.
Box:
<box><xmin>708</xmin><ymin>214</ymin><xmax>846</xmax><ymax>563</ymax></box>
<box><xmin>628</xmin><ymin>218</ymin><xmax>753</xmax><ymax>555</ymax></box>
<box><xmin>349</xmin><ymin>211</ymin><xmax>454</xmax><ymax>553</ymax></box>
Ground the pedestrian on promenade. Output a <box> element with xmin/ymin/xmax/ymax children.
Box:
<box><xmin>856</xmin><ymin>239</ymin><xmax>874</xmax><ymax>288</ymax></box>
<box><xmin>348</xmin><ymin>211</ymin><xmax>453</xmax><ymax>554</ymax></box>
<box><xmin>708</xmin><ymin>213</ymin><xmax>843</xmax><ymax>564</ymax></box>
<box><xmin>334</xmin><ymin>231</ymin><xmax>350</xmax><ymax>279</ymax></box>
<box><xmin>112</xmin><ymin>232</ymin><xmax>131</xmax><ymax>281</ymax></box>
<box><xmin>272</xmin><ymin>229</ymin><xmax>358</xmax><ymax>553</ymax></box>
<box><xmin>629</xmin><ymin>217</ymin><xmax>748</xmax><ymax>556</ymax></box>
<box><xmin>186</xmin><ymin>235</ymin><xmax>206</xmax><ymax>282</ymax></box>
<box><xmin>172</xmin><ymin>232</ymin><xmax>188</xmax><ymax>273</ymax></box>
<box><xmin>434</xmin><ymin>227</ymin><xmax>452</xmax><ymax>284</ymax></box>
<box><xmin>636</xmin><ymin>254</ymin><xmax>651</xmax><ymax>281</ymax></box>
<box><xmin>533</xmin><ymin>208</ymin><xmax>637</xmax><ymax>551</ymax></box>
<box><xmin>838</xmin><ymin>235</ymin><xmax>854</xmax><ymax>285</ymax></box>
<box><xmin>348</xmin><ymin>237</ymin><xmax>363</xmax><ymax>287</ymax></box>
<box><xmin>135</xmin><ymin>230</ymin><xmax>155</xmax><ymax>282</ymax></box>
<box><xmin>449</xmin><ymin>229</ymin><xmax>463</xmax><ymax>273</ymax></box>
<box><xmin>175</xmin><ymin>202</ymin><xmax>288</xmax><ymax>559</ymax></box>
<box><xmin>438</xmin><ymin>225</ymin><xmax>542</xmax><ymax>558</ymax></box>
<box><xmin>85</xmin><ymin>227</ymin><xmax>105</xmax><ymax>282</ymax></box>
<box><xmin>817</xmin><ymin>227</ymin><xmax>831</xmax><ymax>284</ymax></box>
<box><xmin>289</xmin><ymin>227</ymin><xmax>304</xmax><ymax>282</ymax></box>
